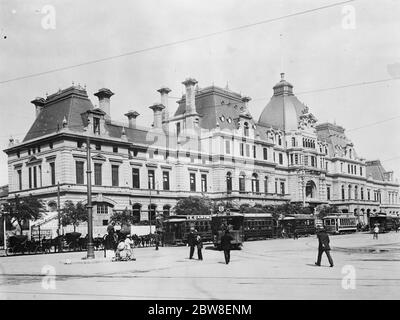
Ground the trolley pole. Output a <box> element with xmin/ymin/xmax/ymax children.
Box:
<box><xmin>86</xmin><ymin>136</ymin><xmax>95</xmax><ymax>259</ymax></box>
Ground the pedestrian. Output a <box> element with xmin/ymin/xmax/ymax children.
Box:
<box><xmin>221</xmin><ymin>229</ymin><xmax>234</xmax><ymax>264</ymax></box>
<box><xmin>373</xmin><ymin>225</ymin><xmax>379</xmax><ymax>239</ymax></box>
<box><xmin>293</xmin><ymin>228</ymin><xmax>298</xmax><ymax>240</ymax></box>
<box><xmin>196</xmin><ymin>235</ymin><xmax>203</xmax><ymax>260</ymax></box>
<box><xmin>187</xmin><ymin>227</ymin><xmax>196</xmax><ymax>259</ymax></box>
<box><xmin>315</xmin><ymin>227</ymin><xmax>334</xmax><ymax>267</ymax></box>
<box><xmin>155</xmin><ymin>232</ymin><xmax>160</xmax><ymax>250</ymax></box>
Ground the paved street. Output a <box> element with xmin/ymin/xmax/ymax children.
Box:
<box><xmin>1</xmin><ymin>232</ymin><xmax>400</xmax><ymax>300</ymax></box>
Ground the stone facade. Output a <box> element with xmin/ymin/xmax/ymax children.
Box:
<box><xmin>3</xmin><ymin>76</ymin><xmax>400</xmax><ymax>230</ymax></box>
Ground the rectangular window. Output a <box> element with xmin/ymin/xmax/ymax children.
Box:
<box><xmin>190</xmin><ymin>173</ymin><xmax>196</xmax><ymax>192</ymax></box>
<box><xmin>111</xmin><ymin>165</ymin><xmax>119</xmax><ymax>187</ymax></box>
<box><xmin>93</xmin><ymin>117</ymin><xmax>100</xmax><ymax>134</ymax></box>
<box><xmin>239</xmin><ymin>176</ymin><xmax>245</xmax><ymax>193</ymax></box>
<box><xmin>275</xmin><ymin>180</ymin><xmax>278</xmax><ymax>194</ymax></box>
<box><xmin>295</xmin><ymin>154</ymin><xmax>299</xmax><ymax>165</ymax></box>
<box><xmin>33</xmin><ymin>166</ymin><xmax>37</xmax><ymax>188</ymax></box>
<box><xmin>49</xmin><ymin>142</ymin><xmax>53</xmax><ymax>149</ymax></box>
<box><xmin>246</xmin><ymin>144</ymin><xmax>250</xmax><ymax>157</ymax></box>
<box><xmin>17</xmin><ymin>169</ymin><xmax>22</xmax><ymax>190</ymax></box>
<box><xmin>50</xmin><ymin>162</ymin><xmax>56</xmax><ymax>186</ymax></box>
<box><xmin>132</xmin><ymin>168</ymin><xmax>140</xmax><ymax>189</ymax></box>
<box><xmin>76</xmin><ymin>161</ymin><xmax>84</xmax><ymax>185</ymax></box>
<box><xmin>201</xmin><ymin>174</ymin><xmax>207</xmax><ymax>193</ymax></box>
<box><xmin>97</xmin><ymin>204</ymin><xmax>108</xmax><ymax>214</ymax></box>
<box><xmin>176</xmin><ymin>122</ymin><xmax>181</xmax><ymax>136</ymax></box>
<box><xmin>360</xmin><ymin>166</ymin><xmax>363</xmax><ymax>176</ymax></box>
<box><xmin>94</xmin><ymin>163</ymin><xmax>102</xmax><ymax>186</ymax></box>
<box><xmin>29</xmin><ymin>167</ymin><xmax>32</xmax><ymax>189</ymax></box>
<box><xmin>279</xmin><ymin>153</ymin><xmax>283</xmax><ymax>165</ymax></box>
<box><xmin>77</xmin><ymin>141</ymin><xmax>83</xmax><ymax>148</ymax></box>
<box><xmin>327</xmin><ymin>186</ymin><xmax>331</xmax><ymax>200</ymax></box>
<box><xmin>240</xmin><ymin>143</ymin><xmax>244</xmax><ymax>156</ymax></box>
<box><xmin>253</xmin><ymin>145</ymin><xmax>256</xmax><ymax>158</ymax></box>
<box><xmin>304</xmin><ymin>155</ymin><xmax>308</xmax><ymax>166</ymax></box>
<box><xmin>148</xmin><ymin>170</ymin><xmax>155</xmax><ymax>189</ymax></box>
<box><xmin>280</xmin><ymin>182</ymin><xmax>285</xmax><ymax>195</ymax></box>
<box><xmin>95</xmin><ymin>143</ymin><xmax>101</xmax><ymax>151</ymax></box>
<box><xmin>225</xmin><ymin>140</ymin><xmax>230</xmax><ymax>154</ymax></box>
<box><xmin>37</xmin><ymin>146</ymin><xmax>41</xmax><ymax>153</ymax></box>
<box><xmin>163</xmin><ymin>171</ymin><xmax>170</xmax><ymax>191</ymax></box>
<box><xmin>113</xmin><ymin>146</ymin><xmax>118</xmax><ymax>153</ymax></box>
<box><xmin>263</xmin><ymin>148</ymin><xmax>268</xmax><ymax>160</ymax></box>
<box><xmin>264</xmin><ymin>178</ymin><xmax>268</xmax><ymax>194</ymax></box>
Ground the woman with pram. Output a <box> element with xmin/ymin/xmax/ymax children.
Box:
<box><xmin>114</xmin><ymin>235</ymin><xmax>136</xmax><ymax>261</ymax></box>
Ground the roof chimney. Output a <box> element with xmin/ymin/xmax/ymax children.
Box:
<box><xmin>157</xmin><ymin>87</ymin><xmax>171</xmax><ymax>121</ymax></box>
<box><xmin>124</xmin><ymin>110</ymin><xmax>140</xmax><ymax>128</ymax></box>
<box><xmin>182</xmin><ymin>78</ymin><xmax>198</xmax><ymax>114</ymax></box>
<box><xmin>149</xmin><ymin>103</ymin><xmax>165</xmax><ymax>129</ymax></box>
<box><xmin>94</xmin><ymin>88</ymin><xmax>114</xmax><ymax>120</ymax></box>
<box><xmin>31</xmin><ymin>97</ymin><xmax>46</xmax><ymax>118</ymax></box>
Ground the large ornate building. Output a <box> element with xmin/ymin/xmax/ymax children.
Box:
<box><xmin>3</xmin><ymin>74</ymin><xmax>400</xmax><ymax>230</ymax></box>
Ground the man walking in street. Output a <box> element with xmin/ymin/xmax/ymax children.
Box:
<box><xmin>221</xmin><ymin>230</ymin><xmax>233</xmax><ymax>264</ymax></box>
<box><xmin>196</xmin><ymin>235</ymin><xmax>203</xmax><ymax>260</ymax></box>
<box><xmin>187</xmin><ymin>227</ymin><xmax>196</xmax><ymax>259</ymax></box>
<box><xmin>315</xmin><ymin>227</ymin><xmax>334</xmax><ymax>267</ymax></box>
<box><xmin>373</xmin><ymin>224</ymin><xmax>379</xmax><ymax>239</ymax></box>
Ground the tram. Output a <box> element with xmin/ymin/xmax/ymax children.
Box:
<box><xmin>162</xmin><ymin>215</ymin><xmax>212</xmax><ymax>245</ymax></box>
<box><xmin>243</xmin><ymin>213</ymin><xmax>275</xmax><ymax>240</ymax></box>
<box><xmin>322</xmin><ymin>214</ymin><xmax>357</xmax><ymax>234</ymax></box>
<box><xmin>369</xmin><ymin>214</ymin><xmax>399</xmax><ymax>233</ymax></box>
<box><xmin>278</xmin><ymin>215</ymin><xmax>316</xmax><ymax>237</ymax></box>
<box><xmin>211</xmin><ymin>212</ymin><xmax>244</xmax><ymax>249</ymax></box>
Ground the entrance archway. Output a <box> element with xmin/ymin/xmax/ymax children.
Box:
<box><xmin>305</xmin><ymin>180</ymin><xmax>317</xmax><ymax>199</ymax></box>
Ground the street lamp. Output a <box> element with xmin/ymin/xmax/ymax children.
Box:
<box><xmin>1</xmin><ymin>204</ymin><xmax>6</xmax><ymax>254</ymax></box>
<box><xmin>86</xmin><ymin>136</ymin><xmax>95</xmax><ymax>259</ymax></box>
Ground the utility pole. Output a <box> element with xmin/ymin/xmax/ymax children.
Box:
<box><xmin>86</xmin><ymin>136</ymin><xmax>95</xmax><ymax>259</ymax></box>
<box><xmin>57</xmin><ymin>181</ymin><xmax>62</xmax><ymax>252</ymax></box>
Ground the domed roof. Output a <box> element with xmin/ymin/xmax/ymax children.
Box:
<box><xmin>258</xmin><ymin>73</ymin><xmax>307</xmax><ymax>131</ymax></box>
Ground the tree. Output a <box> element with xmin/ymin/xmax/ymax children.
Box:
<box><xmin>315</xmin><ymin>204</ymin><xmax>340</xmax><ymax>219</ymax></box>
<box><xmin>174</xmin><ymin>196</ymin><xmax>213</xmax><ymax>215</ymax></box>
<box><xmin>110</xmin><ymin>207</ymin><xmax>135</xmax><ymax>233</ymax></box>
<box><xmin>61</xmin><ymin>200</ymin><xmax>87</xmax><ymax>232</ymax></box>
<box><xmin>4</xmin><ymin>194</ymin><xmax>44</xmax><ymax>235</ymax></box>
<box><xmin>239</xmin><ymin>203</ymin><xmax>266</xmax><ymax>213</ymax></box>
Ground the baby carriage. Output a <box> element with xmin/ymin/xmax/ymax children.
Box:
<box><xmin>113</xmin><ymin>237</ymin><xmax>136</xmax><ymax>262</ymax></box>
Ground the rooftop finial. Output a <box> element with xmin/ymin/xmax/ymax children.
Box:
<box><xmin>280</xmin><ymin>72</ymin><xmax>285</xmax><ymax>80</ymax></box>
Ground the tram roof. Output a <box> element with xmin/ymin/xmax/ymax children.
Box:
<box><xmin>211</xmin><ymin>213</ymin><xmax>244</xmax><ymax>217</ymax></box>
<box><xmin>164</xmin><ymin>218</ymin><xmax>187</xmax><ymax>223</ymax></box>
<box><xmin>323</xmin><ymin>215</ymin><xmax>355</xmax><ymax>219</ymax></box>
<box><xmin>243</xmin><ymin>213</ymin><xmax>273</xmax><ymax>218</ymax></box>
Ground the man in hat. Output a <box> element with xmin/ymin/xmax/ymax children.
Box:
<box><xmin>221</xmin><ymin>229</ymin><xmax>234</xmax><ymax>264</ymax></box>
<box><xmin>187</xmin><ymin>227</ymin><xmax>197</xmax><ymax>259</ymax></box>
<box><xmin>315</xmin><ymin>227</ymin><xmax>334</xmax><ymax>267</ymax></box>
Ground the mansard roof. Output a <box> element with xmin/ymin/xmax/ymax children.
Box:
<box><xmin>24</xmin><ymin>86</ymin><xmax>93</xmax><ymax>142</ymax></box>
<box><xmin>366</xmin><ymin>160</ymin><xmax>390</xmax><ymax>182</ymax></box>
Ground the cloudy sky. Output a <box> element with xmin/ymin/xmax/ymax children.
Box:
<box><xmin>0</xmin><ymin>0</ymin><xmax>400</xmax><ymax>186</ymax></box>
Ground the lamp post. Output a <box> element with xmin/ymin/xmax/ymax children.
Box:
<box><xmin>86</xmin><ymin>136</ymin><xmax>95</xmax><ymax>259</ymax></box>
<box><xmin>1</xmin><ymin>205</ymin><xmax>6</xmax><ymax>254</ymax></box>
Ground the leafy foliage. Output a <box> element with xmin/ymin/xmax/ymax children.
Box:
<box><xmin>315</xmin><ymin>204</ymin><xmax>340</xmax><ymax>219</ymax></box>
<box><xmin>174</xmin><ymin>196</ymin><xmax>213</xmax><ymax>215</ymax></box>
<box><xmin>110</xmin><ymin>207</ymin><xmax>135</xmax><ymax>226</ymax></box>
<box><xmin>4</xmin><ymin>194</ymin><xmax>44</xmax><ymax>235</ymax></box>
<box><xmin>61</xmin><ymin>200</ymin><xmax>87</xmax><ymax>231</ymax></box>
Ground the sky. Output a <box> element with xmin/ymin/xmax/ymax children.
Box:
<box><xmin>0</xmin><ymin>0</ymin><xmax>400</xmax><ymax>186</ymax></box>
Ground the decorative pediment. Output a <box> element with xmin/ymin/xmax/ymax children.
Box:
<box><xmin>92</xmin><ymin>153</ymin><xmax>107</xmax><ymax>161</ymax></box>
<box><xmin>298</xmin><ymin>111</ymin><xmax>317</xmax><ymax>129</ymax></box>
<box><xmin>26</xmin><ymin>156</ymin><xmax>43</xmax><ymax>166</ymax></box>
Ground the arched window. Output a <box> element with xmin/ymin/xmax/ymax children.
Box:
<box><xmin>132</xmin><ymin>203</ymin><xmax>141</xmax><ymax>222</ymax></box>
<box><xmin>305</xmin><ymin>180</ymin><xmax>316</xmax><ymax>198</ymax></box>
<box><xmin>244</xmin><ymin>122</ymin><xmax>249</xmax><ymax>137</ymax></box>
<box><xmin>163</xmin><ymin>205</ymin><xmax>171</xmax><ymax>217</ymax></box>
<box><xmin>226</xmin><ymin>172</ymin><xmax>232</xmax><ymax>194</ymax></box>
<box><xmin>354</xmin><ymin>186</ymin><xmax>358</xmax><ymax>200</ymax></box>
<box><xmin>361</xmin><ymin>187</ymin><xmax>364</xmax><ymax>200</ymax></box>
<box><xmin>348</xmin><ymin>185</ymin><xmax>352</xmax><ymax>200</ymax></box>
<box><xmin>264</xmin><ymin>176</ymin><xmax>268</xmax><ymax>194</ymax></box>
<box><xmin>239</xmin><ymin>173</ymin><xmax>246</xmax><ymax>193</ymax></box>
<box><xmin>48</xmin><ymin>201</ymin><xmax>57</xmax><ymax>212</ymax></box>
<box><xmin>291</xmin><ymin>137</ymin><xmax>296</xmax><ymax>147</ymax></box>
<box><xmin>251</xmin><ymin>173</ymin><xmax>259</xmax><ymax>193</ymax></box>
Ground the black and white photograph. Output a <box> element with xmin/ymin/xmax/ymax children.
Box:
<box><xmin>0</xmin><ymin>0</ymin><xmax>400</xmax><ymax>305</ymax></box>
